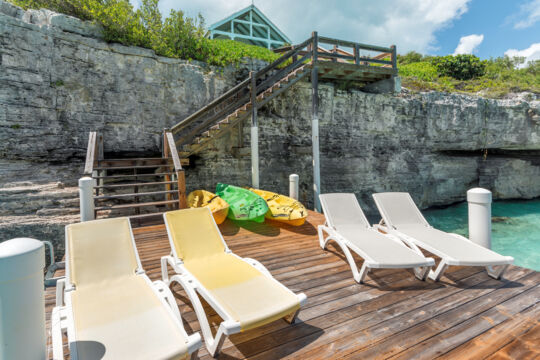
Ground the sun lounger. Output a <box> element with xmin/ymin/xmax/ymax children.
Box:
<box><xmin>161</xmin><ymin>207</ymin><xmax>307</xmax><ymax>357</ymax></box>
<box><xmin>372</xmin><ymin>192</ymin><xmax>514</xmax><ymax>281</ymax></box>
<box><xmin>51</xmin><ymin>217</ymin><xmax>202</xmax><ymax>360</ymax></box>
<box><xmin>318</xmin><ymin>193</ymin><xmax>435</xmax><ymax>283</ymax></box>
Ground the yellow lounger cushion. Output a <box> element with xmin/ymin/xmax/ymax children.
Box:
<box><xmin>71</xmin><ymin>276</ymin><xmax>189</xmax><ymax>360</ymax></box>
<box><xmin>67</xmin><ymin>217</ymin><xmax>139</xmax><ymax>287</ymax></box>
<box><xmin>184</xmin><ymin>253</ymin><xmax>300</xmax><ymax>331</ymax></box>
<box><xmin>165</xmin><ymin>208</ymin><xmax>225</xmax><ymax>261</ymax></box>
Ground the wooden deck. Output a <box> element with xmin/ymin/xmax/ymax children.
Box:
<box><xmin>45</xmin><ymin>211</ymin><xmax>540</xmax><ymax>359</ymax></box>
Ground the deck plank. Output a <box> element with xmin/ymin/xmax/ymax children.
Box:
<box><xmin>44</xmin><ymin>210</ymin><xmax>539</xmax><ymax>359</ymax></box>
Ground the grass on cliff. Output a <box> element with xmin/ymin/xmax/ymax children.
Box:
<box><xmin>8</xmin><ymin>0</ymin><xmax>280</xmax><ymax>67</ymax></box>
<box><xmin>9</xmin><ymin>1</ymin><xmax>539</xmax><ymax>97</ymax></box>
<box><xmin>398</xmin><ymin>52</ymin><xmax>540</xmax><ymax>98</ymax></box>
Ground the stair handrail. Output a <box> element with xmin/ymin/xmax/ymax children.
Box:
<box><xmin>170</xmin><ymin>36</ymin><xmax>315</xmax><ymax>145</ymax></box>
<box><xmin>170</xmin><ymin>77</ymin><xmax>250</xmax><ymax>136</ymax></box>
<box><xmin>163</xmin><ymin>130</ymin><xmax>187</xmax><ymax>208</ymax></box>
<box><xmin>253</xmin><ymin>36</ymin><xmax>314</xmax><ymax>82</ymax></box>
<box><xmin>83</xmin><ymin>131</ymin><xmax>103</xmax><ymax>176</ymax></box>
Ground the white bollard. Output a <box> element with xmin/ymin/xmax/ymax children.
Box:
<box><xmin>467</xmin><ymin>188</ymin><xmax>492</xmax><ymax>249</ymax></box>
<box><xmin>79</xmin><ymin>176</ymin><xmax>95</xmax><ymax>222</ymax></box>
<box><xmin>0</xmin><ymin>238</ymin><xmax>46</xmax><ymax>360</ymax></box>
<box><xmin>289</xmin><ymin>174</ymin><xmax>299</xmax><ymax>200</ymax></box>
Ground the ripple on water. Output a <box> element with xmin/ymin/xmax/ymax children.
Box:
<box><xmin>422</xmin><ymin>199</ymin><xmax>540</xmax><ymax>271</ymax></box>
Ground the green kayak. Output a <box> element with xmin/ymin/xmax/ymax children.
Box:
<box><xmin>215</xmin><ymin>183</ymin><xmax>269</xmax><ymax>223</ymax></box>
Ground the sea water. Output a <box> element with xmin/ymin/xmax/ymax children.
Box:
<box><xmin>423</xmin><ymin>199</ymin><xmax>540</xmax><ymax>271</ymax></box>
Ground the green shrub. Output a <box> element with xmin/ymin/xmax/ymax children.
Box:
<box><xmin>397</xmin><ymin>51</ymin><xmax>424</xmax><ymax>65</ymax></box>
<box><xmin>398</xmin><ymin>61</ymin><xmax>438</xmax><ymax>81</ymax></box>
<box><xmin>430</xmin><ymin>54</ymin><xmax>487</xmax><ymax>80</ymax></box>
<box><xmin>8</xmin><ymin>0</ymin><xmax>278</xmax><ymax>66</ymax></box>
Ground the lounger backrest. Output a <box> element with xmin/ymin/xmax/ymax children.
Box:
<box><xmin>164</xmin><ymin>207</ymin><xmax>226</xmax><ymax>262</ymax></box>
<box><xmin>319</xmin><ymin>193</ymin><xmax>370</xmax><ymax>229</ymax></box>
<box><xmin>372</xmin><ymin>192</ymin><xmax>430</xmax><ymax>228</ymax></box>
<box><xmin>66</xmin><ymin>217</ymin><xmax>139</xmax><ymax>288</ymax></box>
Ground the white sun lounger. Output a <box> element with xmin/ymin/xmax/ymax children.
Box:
<box><xmin>161</xmin><ymin>207</ymin><xmax>307</xmax><ymax>357</ymax></box>
<box><xmin>318</xmin><ymin>193</ymin><xmax>435</xmax><ymax>283</ymax></box>
<box><xmin>51</xmin><ymin>217</ymin><xmax>202</xmax><ymax>360</ymax></box>
<box><xmin>372</xmin><ymin>192</ymin><xmax>514</xmax><ymax>281</ymax></box>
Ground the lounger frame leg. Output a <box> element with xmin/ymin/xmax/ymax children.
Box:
<box><xmin>414</xmin><ymin>266</ymin><xmax>430</xmax><ymax>281</ymax></box>
<box><xmin>428</xmin><ymin>260</ymin><xmax>449</xmax><ymax>281</ymax></box>
<box><xmin>486</xmin><ymin>264</ymin><xmax>509</xmax><ymax>280</ymax></box>
<box><xmin>168</xmin><ymin>274</ymin><xmax>236</xmax><ymax>357</ymax></box>
<box><xmin>51</xmin><ymin>307</ymin><xmax>66</xmax><ymax>360</ymax></box>
<box><xmin>319</xmin><ymin>225</ymin><xmax>368</xmax><ymax>283</ymax></box>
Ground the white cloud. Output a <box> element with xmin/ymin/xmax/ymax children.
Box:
<box><xmin>453</xmin><ymin>34</ymin><xmax>484</xmax><ymax>55</ymax></box>
<box><xmin>505</xmin><ymin>43</ymin><xmax>540</xmax><ymax>67</ymax></box>
<box><xmin>513</xmin><ymin>0</ymin><xmax>540</xmax><ymax>29</ymax></box>
<box><xmin>134</xmin><ymin>0</ymin><xmax>471</xmax><ymax>54</ymax></box>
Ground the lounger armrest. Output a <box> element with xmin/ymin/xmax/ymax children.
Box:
<box><xmin>242</xmin><ymin>257</ymin><xmax>272</xmax><ymax>277</ymax></box>
<box><xmin>161</xmin><ymin>255</ymin><xmax>183</xmax><ymax>284</ymax></box>
<box><xmin>186</xmin><ymin>333</ymin><xmax>202</xmax><ymax>356</ymax></box>
<box><xmin>55</xmin><ymin>278</ymin><xmax>66</xmax><ymax>306</ymax></box>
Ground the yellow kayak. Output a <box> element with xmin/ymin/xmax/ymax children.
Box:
<box><xmin>249</xmin><ymin>188</ymin><xmax>307</xmax><ymax>226</ymax></box>
<box><xmin>187</xmin><ymin>190</ymin><xmax>230</xmax><ymax>224</ymax></box>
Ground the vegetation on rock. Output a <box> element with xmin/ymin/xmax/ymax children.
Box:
<box><xmin>9</xmin><ymin>0</ymin><xmax>539</xmax><ymax>97</ymax></box>
<box><xmin>398</xmin><ymin>52</ymin><xmax>539</xmax><ymax>97</ymax></box>
<box><xmin>9</xmin><ymin>0</ymin><xmax>280</xmax><ymax>66</ymax></box>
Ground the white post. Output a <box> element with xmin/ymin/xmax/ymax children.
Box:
<box><xmin>251</xmin><ymin>126</ymin><xmax>259</xmax><ymax>189</ymax></box>
<box><xmin>250</xmin><ymin>72</ymin><xmax>259</xmax><ymax>189</ymax></box>
<box><xmin>289</xmin><ymin>174</ymin><xmax>299</xmax><ymax>200</ymax></box>
<box><xmin>79</xmin><ymin>176</ymin><xmax>95</xmax><ymax>222</ymax></box>
<box><xmin>467</xmin><ymin>188</ymin><xmax>492</xmax><ymax>249</ymax></box>
<box><xmin>0</xmin><ymin>238</ymin><xmax>46</xmax><ymax>360</ymax></box>
<box><xmin>312</xmin><ymin>117</ymin><xmax>321</xmax><ymax>212</ymax></box>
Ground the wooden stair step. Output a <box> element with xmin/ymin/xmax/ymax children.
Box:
<box><xmin>95</xmin><ymin>181</ymin><xmax>177</xmax><ymax>189</ymax></box>
<box><xmin>128</xmin><ymin>212</ymin><xmax>168</xmax><ymax>220</ymax></box>
<box><xmin>95</xmin><ymin>199</ymin><xmax>179</xmax><ymax>211</ymax></box>
<box><xmin>94</xmin><ymin>190</ymin><xmax>178</xmax><ymax>200</ymax></box>
<box><xmin>98</xmin><ymin>158</ymin><xmax>169</xmax><ymax>166</ymax></box>
<box><xmin>93</xmin><ymin>172</ymin><xmax>175</xmax><ymax>179</ymax></box>
<box><xmin>94</xmin><ymin>164</ymin><xmax>173</xmax><ymax>170</ymax></box>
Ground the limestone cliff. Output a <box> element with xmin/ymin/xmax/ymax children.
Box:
<box><xmin>1</xmin><ymin>2</ymin><xmax>539</xmax><ymax>250</ymax></box>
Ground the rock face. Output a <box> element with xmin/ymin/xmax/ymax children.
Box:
<box><xmin>1</xmin><ymin>2</ymin><xmax>540</xmax><ymax>253</ymax></box>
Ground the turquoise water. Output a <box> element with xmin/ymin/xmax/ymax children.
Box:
<box><xmin>423</xmin><ymin>199</ymin><xmax>540</xmax><ymax>271</ymax></box>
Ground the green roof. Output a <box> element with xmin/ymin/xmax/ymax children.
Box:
<box><xmin>208</xmin><ymin>5</ymin><xmax>291</xmax><ymax>49</ymax></box>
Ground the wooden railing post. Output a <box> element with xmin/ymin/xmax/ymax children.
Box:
<box><xmin>391</xmin><ymin>45</ymin><xmax>397</xmax><ymax>72</ymax></box>
<box><xmin>250</xmin><ymin>71</ymin><xmax>259</xmax><ymax>189</ymax></box>
<box><xmin>354</xmin><ymin>44</ymin><xmax>360</xmax><ymax>65</ymax></box>
<box><xmin>177</xmin><ymin>170</ymin><xmax>187</xmax><ymax>209</ymax></box>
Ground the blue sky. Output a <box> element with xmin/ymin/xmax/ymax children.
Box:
<box><xmin>132</xmin><ymin>0</ymin><xmax>540</xmax><ymax>63</ymax></box>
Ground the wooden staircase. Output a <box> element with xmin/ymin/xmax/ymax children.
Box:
<box><xmin>169</xmin><ymin>33</ymin><xmax>397</xmax><ymax>158</ymax></box>
<box><xmin>81</xmin><ymin>34</ymin><xmax>398</xmax><ymax>222</ymax></box>
<box><xmin>84</xmin><ymin>132</ymin><xmax>187</xmax><ymax>225</ymax></box>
